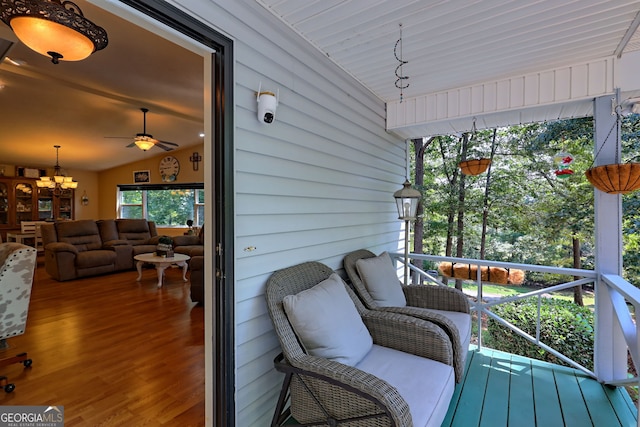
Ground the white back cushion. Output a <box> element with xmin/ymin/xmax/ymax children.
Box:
<box><xmin>355</xmin><ymin>252</ymin><xmax>407</xmax><ymax>307</ymax></box>
<box><xmin>283</xmin><ymin>273</ymin><xmax>373</xmax><ymax>366</ymax></box>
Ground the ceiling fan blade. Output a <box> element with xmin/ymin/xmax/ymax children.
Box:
<box><xmin>155</xmin><ymin>142</ymin><xmax>175</xmax><ymax>151</ymax></box>
<box><xmin>104</xmin><ymin>136</ymin><xmax>133</xmax><ymax>139</ymax></box>
<box><xmin>126</xmin><ymin>142</ymin><xmax>136</xmax><ymax>148</ymax></box>
<box><xmin>157</xmin><ymin>140</ymin><xmax>179</xmax><ymax>147</ymax></box>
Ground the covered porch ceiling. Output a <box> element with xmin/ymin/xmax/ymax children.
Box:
<box><xmin>256</xmin><ymin>0</ymin><xmax>640</xmax><ymax>138</ymax></box>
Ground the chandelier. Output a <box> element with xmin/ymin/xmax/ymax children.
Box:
<box><xmin>37</xmin><ymin>145</ymin><xmax>78</xmax><ymax>191</ymax></box>
<box><xmin>0</xmin><ymin>0</ymin><xmax>108</xmax><ymax>64</ymax></box>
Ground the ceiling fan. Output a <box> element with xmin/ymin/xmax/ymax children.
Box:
<box><xmin>106</xmin><ymin>108</ymin><xmax>179</xmax><ymax>151</ymax></box>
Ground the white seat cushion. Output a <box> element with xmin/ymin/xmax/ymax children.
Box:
<box><xmin>423</xmin><ymin>308</ymin><xmax>471</xmax><ymax>362</ymax></box>
<box><xmin>356</xmin><ymin>344</ymin><xmax>455</xmax><ymax>427</ymax></box>
<box><xmin>283</xmin><ymin>273</ymin><xmax>373</xmax><ymax>366</ymax></box>
<box><xmin>355</xmin><ymin>251</ymin><xmax>407</xmax><ymax>307</ymax></box>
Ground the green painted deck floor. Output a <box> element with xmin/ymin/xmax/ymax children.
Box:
<box><xmin>444</xmin><ymin>347</ymin><xmax>638</xmax><ymax>427</ymax></box>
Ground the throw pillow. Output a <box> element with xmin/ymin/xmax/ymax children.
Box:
<box><xmin>355</xmin><ymin>251</ymin><xmax>407</xmax><ymax>307</ymax></box>
<box><xmin>283</xmin><ymin>273</ymin><xmax>373</xmax><ymax>366</ymax></box>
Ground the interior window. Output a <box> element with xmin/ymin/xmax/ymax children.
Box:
<box><xmin>117</xmin><ymin>184</ymin><xmax>204</xmax><ymax>227</ymax></box>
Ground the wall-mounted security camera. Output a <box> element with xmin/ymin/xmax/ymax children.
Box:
<box><xmin>256</xmin><ymin>82</ymin><xmax>278</xmax><ymax>124</ymax></box>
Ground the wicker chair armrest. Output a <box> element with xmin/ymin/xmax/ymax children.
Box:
<box><xmin>277</xmin><ymin>353</ymin><xmax>412</xmax><ymax>426</ymax></box>
<box><xmin>403</xmin><ymin>285</ymin><xmax>470</xmax><ymax>313</ymax></box>
<box><xmin>362</xmin><ymin>311</ymin><xmax>453</xmax><ymax>366</ymax></box>
<box><xmin>379</xmin><ymin>305</ymin><xmax>465</xmax><ymax>382</ymax></box>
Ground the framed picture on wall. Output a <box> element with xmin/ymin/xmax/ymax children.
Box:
<box><xmin>133</xmin><ymin>170</ymin><xmax>150</xmax><ymax>183</ymax></box>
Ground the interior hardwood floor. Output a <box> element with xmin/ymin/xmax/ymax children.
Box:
<box><xmin>0</xmin><ymin>255</ymin><xmax>205</xmax><ymax>426</ymax></box>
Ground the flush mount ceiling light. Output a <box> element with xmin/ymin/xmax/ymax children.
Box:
<box><xmin>0</xmin><ymin>0</ymin><xmax>108</xmax><ymax>64</ymax></box>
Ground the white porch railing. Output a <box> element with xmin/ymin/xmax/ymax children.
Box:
<box><xmin>601</xmin><ymin>274</ymin><xmax>640</xmax><ymax>387</ymax></box>
<box><xmin>388</xmin><ymin>253</ymin><xmax>640</xmax><ymax>388</ymax></box>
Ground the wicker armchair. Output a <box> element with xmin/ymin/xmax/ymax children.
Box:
<box><xmin>344</xmin><ymin>249</ymin><xmax>471</xmax><ymax>383</ymax></box>
<box><xmin>265</xmin><ymin>261</ymin><xmax>455</xmax><ymax>427</ymax></box>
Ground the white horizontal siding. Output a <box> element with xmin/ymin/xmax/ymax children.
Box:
<box><xmin>168</xmin><ymin>1</ymin><xmax>407</xmax><ymax>425</ymax></box>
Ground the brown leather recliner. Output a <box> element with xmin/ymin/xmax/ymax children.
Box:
<box><xmin>189</xmin><ymin>255</ymin><xmax>204</xmax><ymax>305</ymax></box>
<box><xmin>173</xmin><ymin>224</ymin><xmax>204</xmax><ymax>257</ymax></box>
<box><xmin>41</xmin><ymin>220</ymin><xmax>120</xmax><ymax>281</ymax></box>
<box><xmin>41</xmin><ymin>219</ymin><xmax>162</xmax><ymax>281</ymax></box>
<box><xmin>173</xmin><ymin>226</ymin><xmax>204</xmax><ymax>305</ymax></box>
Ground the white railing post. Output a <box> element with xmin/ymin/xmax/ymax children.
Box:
<box><xmin>593</xmin><ymin>94</ymin><xmax>627</xmax><ymax>383</ymax></box>
<box><xmin>476</xmin><ymin>263</ymin><xmax>482</xmax><ymax>350</ymax></box>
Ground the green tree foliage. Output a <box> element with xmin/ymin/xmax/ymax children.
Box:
<box><xmin>487</xmin><ymin>299</ymin><xmax>594</xmax><ymax>369</ymax></box>
<box><xmin>147</xmin><ymin>189</ymin><xmax>196</xmax><ymax>226</ymax></box>
<box><xmin>415</xmin><ymin>114</ymin><xmax>640</xmax><ymax>285</ymax></box>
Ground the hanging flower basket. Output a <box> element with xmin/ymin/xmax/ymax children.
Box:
<box><xmin>459</xmin><ymin>158</ymin><xmax>491</xmax><ymax>176</ymax></box>
<box><xmin>584</xmin><ymin>163</ymin><xmax>640</xmax><ymax>194</ymax></box>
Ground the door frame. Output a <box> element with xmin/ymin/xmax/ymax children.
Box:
<box><xmin>114</xmin><ymin>1</ymin><xmax>235</xmax><ymax>425</ymax></box>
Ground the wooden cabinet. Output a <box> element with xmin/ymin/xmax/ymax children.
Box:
<box><xmin>14</xmin><ymin>180</ymin><xmax>36</xmax><ymax>224</ymax></box>
<box><xmin>0</xmin><ymin>181</ymin><xmax>8</xmax><ymax>226</ymax></box>
<box><xmin>0</xmin><ymin>177</ymin><xmax>74</xmax><ymax>233</ymax></box>
<box><xmin>37</xmin><ymin>187</ymin><xmax>74</xmax><ymax>221</ymax></box>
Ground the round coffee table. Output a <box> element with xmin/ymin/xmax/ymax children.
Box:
<box><xmin>134</xmin><ymin>253</ymin><xmax>191</xmax><ymax>288</ymax></box>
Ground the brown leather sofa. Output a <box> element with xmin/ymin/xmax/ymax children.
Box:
<box><xmin>172</xmin><ymin>227</ymin><xmax>204</xmax><ymax>257</ymax></box>
<box><xmin>189</xmin><ymin>255</ymin><xmax>204</xmax><ymax>305</ymax></box>
<box><xmin>41</xmin><ymin>219</ymin><xmax>161</xmax><ymax>281</ymax></box>
<box><xmin>173</xmin><ymin>228</ymin><xmax>204</xmax><ymax>305</ymax></box>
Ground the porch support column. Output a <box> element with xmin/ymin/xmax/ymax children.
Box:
<box><xmin>593</xmin><ymin>93</ymin><xmax>626</xmax><ymax>382</ymax></box>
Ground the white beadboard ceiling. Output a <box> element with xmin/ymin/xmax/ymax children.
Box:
<box><xmin>256</xmin><ymin>0</ymin><xmax>640</xmax><ymax>115</ymax></box>
<box><xmin>3</xmin><ymin>1</ymin><xmax>640</xmax><ymax>170</ymax></box>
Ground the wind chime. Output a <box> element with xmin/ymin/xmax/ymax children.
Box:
<box><xmin>394</xmin><ymin>23</ymin><xmax>409</xmax><ymax>103</ymax></box>
<box><xmin>459</xmin><ymin>119</ymin><xmax>491</xmax><ymax>175</ymax></box>
<box><xmin>553</xmin><ymin>151</ymin><xmax>574</xmax><ymax>179</ymax></box>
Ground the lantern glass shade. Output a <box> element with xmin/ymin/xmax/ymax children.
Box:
<box><xmin>393</xmin><ymin>180</ymin><xmax>421</xmax><ymax>220</ymax></box>
<box><xmin>10</xmin><ymin>17</ymin><xmax>95</xmax><ymax>61</ymax></box>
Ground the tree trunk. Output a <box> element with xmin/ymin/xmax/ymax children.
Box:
<box><xmin>439</xmin><ymin>138</ymin><xmax>458</xmax><ymax>258</ymax></box>
<box><xmin>455</xmin><ymin>134</ymin><xmax>469</xmax><ymax>290</ymax></box>
<box><xmin>412</xmin><ymin>137</ymin><xmax>435</xmax><ymax>283</ymax></box>
<box><xmin>573</xmin><ymin>237</ymin><xmax>584</xmax><ymax>306</ymax></box>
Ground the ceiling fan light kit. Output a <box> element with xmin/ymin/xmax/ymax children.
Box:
<box><xmin>118</xmin><ymin>108</ymin><xmax>180</xmax><ymax>152</ymax></box>
<box><xmin>134</xmin><ymin>136</ymin><xmax>156</xmax><ymax>151</ymax></box>
<box><xmin>0</xmin><ymin>0</ymin><xmax>108</xmax><ymax>64</ymax></box>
